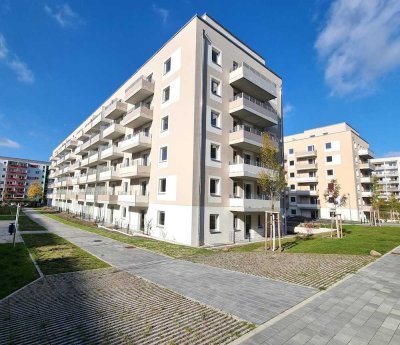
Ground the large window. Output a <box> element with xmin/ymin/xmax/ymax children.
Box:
<box><xmin>162</xmin><ymin>86</ymin><xmax>170</xmax><ymax>103</ymax></box>
<box><xmin>158</xmin><ymin>178</ymin><xmax>166</xmax><ymax>193</ymax></box>
<box><xmin>210</xmin><ymin>143</ymin><xmax>220</xmax><ymax>161</ymax></box>
<box><xmin>160</xmin><ymin>146</ymin><xmax>168</xmax><ymax>162</ymax></box>
<box><xmin>210</xmin><ymin>214</ymin><xmax>219</xmax><ymax>232</ymax></box>
<box><xmin>210</xmin><ymin>178</ymin><xmax>220</xmax><ymax>196</ymax></box>
<box><xmin>158</xmin><ymin>211</ymin><xmax>165</xmax><ymax>226</ymax></box>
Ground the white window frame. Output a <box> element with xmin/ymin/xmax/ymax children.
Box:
<box><xmin>161</xmin><ymin>115</ymin><xmax>169</xmax><ymax>132</ymax></box>
<box><xmin>157</xmin><ymin>211</ymin><xmax>165</xmax><ymax>227</ymax></box>
<box><xmin>209</xmin><ymin>214</ymin><xmax>219</xmax><ymax>232</ymax></box>
<box><xmin>209</xmin><ymin>178</ymin><xmax>220</xmax><ymax>196</ymax></box>
<box><xmin>160</xmin><ymin>146</ymin><xmax>168</xmax><ymax>162</ymax></box>
<box><xmin>325</xmin><ymin>142</ymin><xmax>332</xmax><ymax>150</ymax></box>
<box><xmin>158</xmin><ymin>178</ymin><xmax>167</xmax><ymax>194</ymax></box>
<box><xmin>162</xmin><ymin>86</ymin><xmax>170</xmax><ymax>103</ymax></box>
<box><xmin>210</xmin><ymin>110</ymin><xmax>221</xmax><ymax>129</ymax></box>
<box><xmin>210</xmin><ymin>143</ymin><xmax>220</xmax><ymax>161</ymax></box>
<box><xmin>163</xmin><ymin>57</ymin><xmax>171</xmax><ymax>75</ymax></box>
<box><xmin>210</xmin><ymin>78</ymin><xmax>221</xmax><ymax>97</ymax></box>
<box><xmin>327</xmin><ymin>169</ymin><xmax>334</xmax><ymax>177</ymax></box>
<box><xmin>211</xmin><ymin>47</ymin><xmax>221</xmax><ymax>66</ymax></box>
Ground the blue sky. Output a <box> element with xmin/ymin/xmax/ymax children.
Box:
<box><xmin>0</xmin><ymin>0</ymin><xmax>399</xmax><ymax>161</ymax></box>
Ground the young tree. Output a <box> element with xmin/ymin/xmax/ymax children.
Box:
<box><xmin>27</xmin><ymin>182</ymin><xmax>43</xmax><ymax>204</ymax></box>
<box><xmin>371</xmin><ymin>176</ymin><xmax>382</xmax><ymax>226</ymax></box>
<box><xmin>258</xmin><ymin>134</ymin><xmax>286</xmax><ymax>250</ymax></box>
<box><xmin>388</xmin><ymin>193</ymin><xmax>398</xmax><ymax>222</ymax></box>
<box><xmin>324</xmin><ymin>179</ymin><xmax>347</xmax><ymax>238</ymax></box>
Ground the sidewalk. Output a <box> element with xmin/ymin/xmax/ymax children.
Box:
<box><xmin>23</xmin><ymin>209</ymin><xmax>316</xmax><ymax>325</ymax></box>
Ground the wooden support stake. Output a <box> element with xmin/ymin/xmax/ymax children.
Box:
<box><xmin>277</xmin><ymin>212</ymin><xmax>282</xmax><ymax>251</ymax></box>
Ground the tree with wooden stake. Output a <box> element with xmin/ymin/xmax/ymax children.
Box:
<box><xmin>324</xmin><ymin>179</ymin><xmax>347</xmax><ymax>238</ymax></box>
<box><xmin>258</xmin><ymin>134</ymin><xmax>286</xmax><ymax>252</ymax></box>
<box><xmin>371</xmin><ymin>176</ymin><xmax>382</xmax><ymax>226</ymax></box>
<box><xmin>27</xmin><ymin>181</ymin><xmax>43</xmax><ymax>206</ymax></box>
<box><xmin>388</xmin><ymin>193</ymin><xmax>397</xmax><ymax>222</ymax></box>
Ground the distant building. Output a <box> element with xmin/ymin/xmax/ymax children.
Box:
<box><xmin>0</xmin><ymin>156</ymin><xmax>50</xmax><ymax>202</ymax></box>
<box><xmin>284</xmin><ymin>123</ymin><xmax>374</xmax><ymax>221</ymax></box>
<box><xmin>371</xmin><ymin>157</ymin><xmax>400</xmax><ymax>201</ymax></box>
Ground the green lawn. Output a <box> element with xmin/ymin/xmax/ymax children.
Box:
<box><xmin>0</xmin><ymin>243</ymin><xmax>38</xmax><ymax>299</ymax></box>
<box><xmin>229</xmin><ymin>225</ymin><xmax>400</xmax><ymax>256</ymax></box>
<box><xmin>39</xmin><ymin>210</ymin><xmax>212</xmax><ymax>259</ymax></box>
<box><xmin>17</xmin><ymin>215</ymin><xmax>46</xmax><ymax>231</ymax></box>
<box><xmin>0</xmin><ymin>215</ymin><xmax>15</xmax><ymax>220</ymax></box>
<box><xmin>0</xmin><ymin>206</ymin><xmax>16</xmax><ymax>215</ymax></box>
<box><xmin>23</xmin><ymin>233</ymin><xmax>109</xmax><ymax>275</ymax></box>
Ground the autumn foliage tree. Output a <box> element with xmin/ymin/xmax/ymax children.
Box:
<box><xmin>27</xmin><ymin>182</ymin><xmax>43</xmax><ymax>202</ymax></box>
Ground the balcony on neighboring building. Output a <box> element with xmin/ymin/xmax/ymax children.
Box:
<box><xmin>229</xmin><ymin>62</ymin><xmax>277</xmax><ymax>101</ymax></box>
<box><xmin>296</xmin><ymin>150</ymin><xmax>317</xmax><ymax>159</ymax></box>
<box><xmin>87</xmin><ymin>171</ymin><xmax>97</xmax><ymax>183</ymax></box>
<box><xmin>117</xmin><ymin>192</ymin><xmax>149</xmax><ymax>207</ymax></box>
<box><xmin>103</xmin><ymin>99</ymin><xmax>128</xmax><ymax>120</ymax></box>
<box><xmin>228</xmin><ymin>126</ymin><xmax>263</xmax><ymax>151</ymax></box>
<box><xmin>296</xmin><ymin>162</ymin><xmax>318</xmax><ymax>171</ymax></box>
<box><xmin>98</xmin><ymin>167</ymin><xmax>121</xmax><ymax>182</ymax></box>
<box><xmin>86</xmin><ymin>132</ymin><xmax>108</xmax><ymax>151</ymax></box>
<box><xmin>78</xmin><ymin>175</ymin><xmax>88</xmax><ymax>184</ymax></box>
<box><xmin>125</xmin><ymin>76</ymin><xmax>155</xmax><ymax>104</ymax></box>
<box><xmin>229</xmin><ymin>93</ymin><xmax>278</xmax><ymax>127</ymax></box>
<box><xmin>359</xmin><ymin>162</ymin><xmax>375</xmax><ymax>171</ymax></box>
<box><xmin>119</xmin><ymin>161</ymin><xmax>151</xmax><ymax>179</ymax></box>
<box><xmin>296</xmin><ymin>176</ymin><xmax>318</xmax><ymax>183</ymax></box>
<box><xmin>229</xmin><ymin>194</ymin><xmax>280</xmax><ymax>212</ymax></box>
<box><xmin>120</xmin><ymin>103</ymin><xmax>153</xmax><ymax>129</ymax></box>
<box><xmin>103</xmin><ymin>123</ymin><xmax>125</xmax><ymax>140</ymax></box>
<box><xmin>66</xmin><ymin>139</ymin><xmax>78</xmax><ymax>149</ymax></box>
<box><xmin>358</xmin><ymin>148</ymin><xmax>374</xmax><ymax>159</ymax></box>
<box><xmin>229</xmin><ymin>161</ymin><xmax>272</xmax><ymax>180</ymax></box>
<box><xmin>64</xmin><ymin>152</ymin><xmax>76</xmax><ymax>162</ymax></box>
<box><xmin>119</xmin><ymin>132</ymin><xmax>151</xmax><ymax>153</ymax></box>
<box><xmin>77</xmin><ymin>192</ymin><xmax>86</xmax><ymax>201</ymax></box>
<box><xmin>96</xmin><ymin>189</ymin><xmax>118</xmax><ymax>204</ymax></box>
<box><xmin>293</xmin><ymin>189</ymin><xmax>319</xmax><ymax>197</ymax></box>
<box><xmin>360</xmin><ymin>176</ymin><xmax>372</xmax><ymax>184</ymax></box>
<box><xmin>90</xmin><ymin>112</ymin><xmax>111</xmax><ymax>133</ymax></box>
<box><xmin>87</xmin><ymin>152</ymin><xmax>103</xmax><ymax>167</ymax></box>
<box><xmin>100</xmin><ymin>145</ymin><xmax>124</xmax><ymax>160</ymax></box>
<box><xmin>361</xmin><ymin>191</ymin><xmax>372</xmax><ymax>197</ymax></box>
<box><xmin>297</xmin><ymin>202</ymin><xmax>320</xmax><ymax>209</ymax></box>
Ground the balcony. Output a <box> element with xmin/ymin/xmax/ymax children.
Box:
<box><xmin>118</xmin><ymin>162</ymin><xmax>151</xmax><ymax>179</ymax></box>
<box><xmin>229</xmin><ymin>127</ymin><xmax>263</xmax><ymax>150</ymax></box>
<box><xmin>103</xmin><ymin>99</ymin><xmax>128</xmax><ymax>120</ymax></box>
<box><xmin>78</xmin><ymin>175</ymin><xmax>88</xmax><ymax>184</ymax></box>
<box><xmin>85</xmin><ymin>193</ymin><xmax>97</xmax><ymax>203</ymax></box>
<box><xmin>297</xmin><ymin>203</ymin><xmax>320</xmax><ymax>209</ymax></box>
<box><xmin>125</xmin><ymin>76</ymin><xmax>155</xmax><ymax>104</ymax></box>
<box><xmin>229</xmin><ymin>162</ymin><xmax>272</xmax><ymax>180</ymax></box>
<box><xmin>100</xmin><ymin>145</ymin><xmax>124</xmax><ymax>160</ymax></box>
<box><xmin>229</xmin><ymin>195</ymin><xmax>280</xmax><ymax>212</ymax></box>
<box><xmin>90</xmin><ymin>112</ymin><xmax>111</xmax><ymax>133</ymax></box>
<box><xmin>86</xmin><ymin>132</ymin><xmax>108</xmax><ymax>151</ymax></box>
<box><xmin>296</xmin><ymin>176</ymin><xmax>318</xmax><ymax>183</ymax></box>
<box><xmin>358</xmin><ymin>148</ymin><xmax>374</xmax><ymax>159</ymax></box>
<box><xmin>80</xmin><ymin>157</ymin><xmax>89</xmax><ymax>168</ymax></box>
<box><xmin>76</xmin><ymin>128</ymin><xmax>90</xmax><ymax>140</ymax></box>
<box><xmin>77</xmin><ymin>193</ymin><xmax>86</xmax><ymax>202</ymax></box>
<box><xmin>87</xmin><ymin>152</ymin><xmax>103</xmax><ymax>167</ymax></box>
<box><xmin>64</xmin><ymin>152</ymin><xmax>76</xmax><ymax>162</ymax></box>
<box><xmin>103</xmin><ymin>123</ymin><xmax>125</xmax><ymax>140</ymax></box>
<box><xmin>360</xmin><ymin>176</ymin><xmax>372</xmax><ymax>184</ymax></box>
<box><xmin>120</xmin><ymin>104</ymin><xmax>153</xmax><ymax>129</ymax></box>
<box><xmin>117</xmin><ymin>193</ymin><xmax>149</xmax><ymax>207</ymax></box>
<box><xmin>229</xmin><ymin>62</ymin><xmax>277</xmax><ymax>101</ymax></box>
<box><xmin>96</xmin><ymin>191</ymin><xmax>118</xmax><ymax>204</ymax></box>
<box><xmin>119</xmin><ymin>133</ymin><xmax>151</xmax><ymax>153</ymax></box>
<box><xmin>71</xmin><ymin>176</ymin><xmax>79</xmax><ymax>185</ymax></box>
<box><xmin>66</xmin><ymin>139</ymin><xmax>78</xmax><ymax>149</ymax></box>
<box><xmin>296</xmin><ymin>150</ymin><xmax>317</xmax><ymax>158</ymax></box>
<box><xmin>294</xmin><ymin>190</ymin><xmax>319</xmax><ymax>196</ymax></box>
<box><xmin>359</xmin><ymin>162</ymin><xmax>375</xmax><ymax>171</ymax></box>
<box><xmin>296</xmin><ymin>163</ymin><xmax>318</xmax><ymax>171</ymax></box>
<box><xmin>361</xmin><ymin>191</ymin><xmax>372</xmax><ymax>197</ymax></box>
<box><xmin>81</xmin><ymin>140</ymin><xmax>91</xmax><ymax>153</ymax></box>
<box><xmin>98</xmin><ymin>168</ymin><xmax>121</xmax><ymax>182</ymax></box>
<box><xmin>229</xmin><ymin>93</ymin><xmax>278</xmax><ymax>127</ymax></box>
<box><xmin>87</xmin><ymin>172</ymin><xmax>97</xmax><ymax>183</ymax></box>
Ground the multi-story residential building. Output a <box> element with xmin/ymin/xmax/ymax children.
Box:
<box><xmin>48</xmin><ymin>14</ymin><xmax>283</xmax><ymax>247</ymax></box>
<box><xmin>371</xmin><ymin>157</ymin><xmax>400</xmax><ymax>200</ymax></box>
<box><xmin>0</xmin><ymin>156</ymin><xmax>49</xmax><ymax>202</ymax></box>
<box><xmin>284</xmin><ymin>123</ymin><xmax>374</xmax><ymax>222</ymax></box>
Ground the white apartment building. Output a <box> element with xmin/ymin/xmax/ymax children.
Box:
<box><xmin>0</xmin><ymin>156</ymin><xmax>49</xmax><ymax>201</ymax></box>
<box><xmin>284</xmin><ymin>123</ymin><xmax>374</xmax><ymax>222</ymax></box>
<box><xmin>48</xmin><ymin>14</ymin><xmax>283</xmax><ymax>247</ymax></box>
<box><xmin>371</xmin><ymin>157</ymin><xmax>400</xmax><ymax>200</ymax></box>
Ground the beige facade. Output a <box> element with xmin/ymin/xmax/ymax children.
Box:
<box><xmin>371</xmin><ymin>157</ymin><xmax>400</xmax><ymax>200</ymax></box>
<box><xmin>284</xmin><ymin>123</ymin><xmax>374</xmax><ymax>221</ymax></box>
<box><xmin>48</xmin><ymin>14</ymin><xmax>283</xmax><ymax>246</ymax></box>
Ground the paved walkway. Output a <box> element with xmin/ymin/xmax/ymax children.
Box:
<box><xmin>237</xmin><ymin>248</ymin><xmax>400</xmax><ymax>345</ymax></box>
<box><xmin>0</xmin><ymin>220</ymin><xmax>22</xmax><ymax>244</ymax></box>
<box><xmin>23</xmin><ymin>209</ymin><xmax>316</xmax><ymax>325</ymax></box>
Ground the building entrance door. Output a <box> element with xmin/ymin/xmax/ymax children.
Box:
<box><xmin>245</xmin><ymin>214</ymin><xmax>251</xmax><ymax>239</ymax></box>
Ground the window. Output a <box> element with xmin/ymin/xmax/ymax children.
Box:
<box><xmin>211</xmin><ymin>110</ymin><xmax>220</xmax><ymax>128</ymax></box>
<box><xmin>307</xmin><ymin>145</ymin><xmax>314</xmax><ymax>152</ymax></box>
<box><xmin>290</xmin><ymin>197</ymin><xmax>296</xmax><ymax>202</ymax></box>
<box><xmin>257</xmin><ymin>215</ymin><xmax>262</xmax><ymax>228</ymax></box>
<box><xmin>325</xmin><ymin>142</ymin><xmax>332</xmax><ymax>149</ymax></box>
<box><xmin>210</xmin><ymin>214</ymin><xmax>219</xmax><ymax>232</ymax></box>
<box><xmin>288</xmin><ymin>148</ymin><xmax>294</xmax><ymax>155</ymax></box>
<box><xmin>327</xmin><ymin>169</ymin><xmax>334</xmax><ymax>176</ymax></box>
<box><xmin>210</xmin><ymin>143</ymin><xmax>220</xmax><ymax>161</ymax></box>
<box><xmin>162</xmin><ymin>86</ymin><xmax>170</xmax><ymax>103</ymax></box>
<box><xmin>158</xmin><ymin>211</ymin><xmax>165</xmax><ymax>226</ymax></box>
<box><xmin>290</xmin><ymin>172</ymin><xmax>295</xmax><ymax>178</ymax></box>
<box><xmin>210</xmin><ymin>178</ymin><xmax>220</xmax><ymax>196</ymax></box>
<box><xmin>233</xmin><ymin>214</ymin><xmax>239</xmax><ymax>230</ymax></box>
<box><xmin>211</xmin><ymin>78</ymin><xmax>221</xmax><ymax>96</ymax></box>
<box><xmin>211</xmin><ymin>48</ymin><xmax>221</xmax><ymax>66</ymax></box>
<box><xmin>326</xmin><ymin>156</ymin><xmax>333</xmax><ymax>163</ymax></box>
<box><xmin>163</xmin><ymin>58</ymin><xmax>171</xmax><ymax>75</ymax></box>
<box><xmin>161</xmin><ymin>116</ymin><xmax>169</xmax><ymax>132</ymax></box>
<box><xmin>160</xmin><ymin>146</ymin><xmax>168</xmax><ymax>162</ymax></box>
<box><xmin>290</xmin><ymin>184</ymin><xmax>295</xmax><ymax>190</ymax></box>
<box><xmin>289</xmin><ymin>160</ymin><xmax>294</xmax><ymax>166</ymax></box>
<box><xmin>291</xmin><ymin>209</ymin><xmax>296</xmax><ymax>215</ymax></box>
<box><xmin>158</xmin><ymin>178</ymin><xmax>167</xmax><ymax>193</ymax></box>
<box><xmin>122</xmin><ymin>207</ymin><xmax>127</xmax><ymax>218</ymax></box>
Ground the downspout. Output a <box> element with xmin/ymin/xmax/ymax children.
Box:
<box><xmin>280</xmin><ymin>85</ymin><xmax>287</xmax><ymax>235</ymax></box>
<box><xmin>198</xmin><ymin>30</ymin><xmax>211</xmax><ymax>246</ymax></box>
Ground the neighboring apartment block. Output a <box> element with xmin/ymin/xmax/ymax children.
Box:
<box><xmin>371</xmin><ymin>157</ymin><xmax>400</xmax><ymax>200</ymax></box>
<box><xmin>284</xmin><ymin>123</ymin><xmax>374</xmax><ymax>221</ymax></box>
<box><xmin>0</xmin><ymin>156</ymin><xmax>49</xmax><ymax>202</ymax></box>
<box><xmin>48</xmin><ymin>14</ymin><xmax>283</xmax><ymax>246</ymax></box>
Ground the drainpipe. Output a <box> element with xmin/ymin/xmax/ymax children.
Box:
<box><xmin>280</xmin><ymin>85</ymin><xmax>287</xmax><ymax>235</ymax></box>
<box><xmin>198</xmin><ymin>30</ymin><xmax>211</xmax><ymax>247</ymax></box>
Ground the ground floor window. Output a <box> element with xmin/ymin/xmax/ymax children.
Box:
<box><xmin>158</xmin><ymin>211</ymin><xmax>165</xmax><ymax>226</ymax></box>
<box><xmin>210</xmin><ymin>214</ymin><xmax>219</xmax><ymax>232</ymax></box>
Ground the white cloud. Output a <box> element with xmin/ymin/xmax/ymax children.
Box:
<box><xmin>283</xmin><ymin>103</ymin><xmax>294</xmax><ymax>115</ymax></box>
<box><xmin>383</xmin><ymin>151</ymin><xmax>400</xmax><ymax>158</ymax></box>
<box><xmin>315</xmin><ymin>0</ymin><xmax>400</xmax><ymax>97</ymax></box>
<box><xmin>0</xmin><ymin>33</ymin><xmax>34</xmax><ymax>83</ymax></box>
<box><xmin>152</xmin><ymin>4</ymin><xmax>169</xmax><ymax>25</ymax></box>
<box><xmin>0</xmin><ymin>138</ymin><xmax>21</xmax><ymax>148</ymax></box>
<box><xmin>44</xmin><ymin>3</ymin><xmax>83</xmax><ymax>28</ymax></box>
